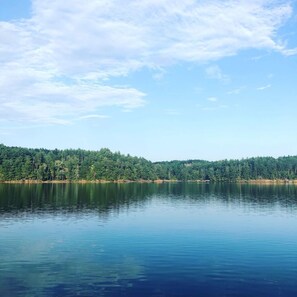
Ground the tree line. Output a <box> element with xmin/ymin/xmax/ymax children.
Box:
<box><xmin>0</xmin><ymin>144</ymin><xmax>297</xmax><ymax>182</ymax></box>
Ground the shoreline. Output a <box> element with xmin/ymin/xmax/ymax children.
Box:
<box><xmin>1</xmin><ymin>179</ymin><xmax>297</xmax><ymax>185</ymax></box>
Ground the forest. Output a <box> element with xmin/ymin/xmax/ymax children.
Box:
<box><xmin>0</xmin><ymin>144</ymin><xmax>297</xmax><ymax>182</ymax></box>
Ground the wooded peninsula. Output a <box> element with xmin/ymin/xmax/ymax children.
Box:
<box><xmin>0</xmin><ymin>144</ymin><xmax>297</xmax><ymax>183</ymax></box>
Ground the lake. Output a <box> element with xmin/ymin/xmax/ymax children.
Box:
<box><xmin>0</xmin><ymin>183</ymin><xmax>297</xmax><ymax>296</ymax></box>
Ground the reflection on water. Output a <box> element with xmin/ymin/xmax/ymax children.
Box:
<box><xmin>0</xmin><ymin>183</ymin><xmax>297</xmax><ymax>296</ymax></box>
<box><xmin>1</xmin><ymin>183</ymin><xmax>297</xmax><ymax>216</ymax></box>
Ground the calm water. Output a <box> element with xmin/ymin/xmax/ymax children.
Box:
<box><xmin>0</xmin><ymin>183</ymin><xmax>297</xmax><ymax>297</ymax></box>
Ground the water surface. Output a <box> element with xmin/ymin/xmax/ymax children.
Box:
<box><xmin>0</xmin><ymin>183</ymin><xmax>297</xmax><ymax>296</ymax></box>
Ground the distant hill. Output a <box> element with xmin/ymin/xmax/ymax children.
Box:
<box><xmin>0</xmin><ymin>144</ymin><xmax>297</xmax><ymax>182</ymax></box>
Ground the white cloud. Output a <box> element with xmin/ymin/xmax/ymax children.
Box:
<box><xmin>281</xmin><ymin>48</ymin><xmax>297</xmax><ymax>56</ymax></box>
<box><xmin>257</xmin><ymin>84</ymin><xmax>272</xmax><ymax>90</ymax></box>
<box><xmin>250</xmin><ymin>54</ymin><xmax>269</xmax><ymax>61</ymax></box>
<box><xmin>207</xmin><ymin>97</ymin><xmax>218</xmax><ymax>102</ymax></box>
<box><xmin>201</xmin><ymin>105</ymin><xmax>228</xmax><ymax>111</ymax></box>
<box><xmin>0</xmin><ymin>0</ymin><xmax>295</xmax><ymax>125</ymax></box>
<box><xmin>0</xmin><ymin>68</ymin><xmax>146</xmax><ymax>124</ymax></box>
<box><xmin>227</xmin><ymin>86</ymin><xmax>246</xmax><ymax>95</ymax></box>
<box><xmin>202</xmin><ymin>107</ymin><xmax>216</xmax><ymax>111</ymax></box>
<box><xmin>205</xmin><ymin>65</ymin><xmax>230</xmax><ymax>83</ymax></box>
<box><xmin>152</xmin><ymin>68</ymin><xmax>167</xmax><ymax>81</ymax></box>
<box><xmin>78</xmin><ymin>114</ymin><xmax>110</xmax><ymax>120</ymax></box>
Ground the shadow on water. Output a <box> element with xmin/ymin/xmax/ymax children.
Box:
<box><xmin>1</xmin><ymin>182</ymin><xmax>297</xmax><ymax>218</ymax></box>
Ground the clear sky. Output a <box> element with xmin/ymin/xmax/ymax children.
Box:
<box><xmin>0</xmin><ymin>0</ymin><xmax>296</xmax><ymax>161</ymax></box>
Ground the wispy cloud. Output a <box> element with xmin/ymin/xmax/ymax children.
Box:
<box><xmin>152</xmin><ymin>68</ymin><xmax>167</xmax><ymax>81</ymax></box>
<box><xmin>0</xmin><ymin>74</ymin><xmax>146</xmax><ymax>124</ymax></box>
<box><xmin>205</xmin><ymin>65</ymin><xmax>230</xmax><ymax>83</ymax></box>
<box><xmin>251</xmin><ymin>54</ymin><xmax>269</xmax><ymax>61</ymax></box>
<box><xmin>201</xmin><ymin>105</ymin><xmax>228</xmax><ymax>112</ymax></box>
<box><xmin>207</xmin><ymin>97</ymin><xmax>218</xmax><ymax>102</ymax></box>
<box><xmin>257</xmin><ymin>84</ymin><xmax>272</xmax><ymax>91</ymax></box>
<box><xmin>281</xmin><ymin>48</ymin><xmax>297</xmax><ymax>56</ymax></box>
<box><xmin>227</xmin><ymin>86</ymin><xmax>246</xmax><ymax>95</ymax></box>
<box><xmin>0</xmin><ymin>0</ymin><xmax>295</xmax><ymax>125</ymax></box>
<box><xmin>202</xmin><ymin>107</ymin><xmax>216</xmax><ymax>111</ymax></box>
<box><xmin>78</xmin><ymin>114</ymin><xmax>110</xmax><ymax>120</ymax></box>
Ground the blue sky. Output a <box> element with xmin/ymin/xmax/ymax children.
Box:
<box><xmin>0</xmin><ymin>0</ymin><xmax>296</xmax><ymax>161</ymax></box>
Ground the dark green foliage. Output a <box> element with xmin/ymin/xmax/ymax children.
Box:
<box><xmin>156</xmin><ymin>156</ymin><xmax>297</xmax><ymax>181</ymax></box>
<box><xmin>0</xmin><ymin>144</ymin><xmax>155</xmax><ymax>181</ymax></box>
<box><xmin>0</xmin><ymin>144</ymin><xmax>297</xmax><ymax>181</ymax></box>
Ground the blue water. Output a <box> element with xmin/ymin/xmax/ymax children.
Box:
<box><xmin>0</xmin><ymin>183</ymin><xmax>297</xmax><ymax>296</ymax></box>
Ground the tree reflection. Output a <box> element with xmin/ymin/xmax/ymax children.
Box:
<box><xmin>0</xmin><ymin>183</ymin><xmax>297</xmax><ymax>218</ymax></box>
